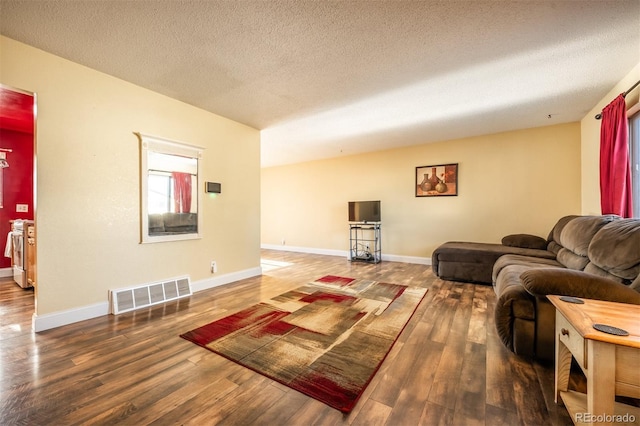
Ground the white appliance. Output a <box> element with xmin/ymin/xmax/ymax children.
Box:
<box><xmin>11</xmin><ymin>220</ymin><xmax>28</xmax><ymax>288</ymax></box>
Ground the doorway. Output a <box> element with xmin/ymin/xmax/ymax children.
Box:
<box><xmin>0</xmin><ymin>84</ymin><xmax>36</xmax><ymax>314</ymax></box>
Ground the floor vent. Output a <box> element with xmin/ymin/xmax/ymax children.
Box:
<box><xmin>110</xmin><ymin>276</ymin><xmax>192</xmax><ymax>314</ymax></box>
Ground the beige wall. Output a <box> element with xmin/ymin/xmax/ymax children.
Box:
<box><xmin>262</xmin><ymin>123</ymin><xmax>581</xmax><ymax>260</ymax></box>
<box><xmin>1</xmin><ymin>36</ymin><xmax>261</xmax><ymax>316</ymax></box>
<box><xmin>580</xmin><ymin>62</ymin><xmax>640</xmax><ymax>215</ymax></box>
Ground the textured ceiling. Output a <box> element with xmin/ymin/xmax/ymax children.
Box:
<box><xmin>1</xmin><ymin>1</ymin><xmax>639</xmax><ymax>166</ymax></box>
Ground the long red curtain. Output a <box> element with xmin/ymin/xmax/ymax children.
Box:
<box><xmin>172</xmin><ymin>172</ymin><xmax>192</xmax><ymax>213</ymax></box>
<box><xmin>600</xmin><ymin>94</ymin><xmax>633</xmax><ymax>218</ymax></box>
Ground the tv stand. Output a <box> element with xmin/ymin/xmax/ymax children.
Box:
<box><xmin>349</xmin><ymin>222</ymin><xmax>381</xmax><ymax>264</ymax></box>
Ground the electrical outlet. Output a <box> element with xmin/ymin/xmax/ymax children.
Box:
<box><xmin>16</xmin><ymin>204</ymin><xmax>29</xmax><ymax>212</ymax></box>
<box><xmin>210</xmin><ymin>261</ymin><xmax>217</xmax><ymax>274</ymax></box>
<box><xmin>281</xmin><ymin>238</ymin><xmax>286</xmax><ymax>245</ymax></box>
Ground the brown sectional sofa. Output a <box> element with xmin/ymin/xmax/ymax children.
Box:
<box><xmin>431</xmin><ymin>215</ymin><xmax>580</xmax><ymax>285</ymax></box>
<box><xmin>430</xmin><ymin>241</ymin><xmax>555</xmax><ymax>285</ymax></box>
<box><xmin>433</xmin><ymin>215</ymin><xmax>640</xmax><ymax>360</ymax></box>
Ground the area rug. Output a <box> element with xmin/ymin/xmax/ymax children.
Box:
<box><xmin>180</xmin><ymin>275</ymin><xmax>428</xmax><ymax>413</ymax></box>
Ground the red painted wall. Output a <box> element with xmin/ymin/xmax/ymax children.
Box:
<box><xmin>0</xmin><ymin>128</ymin><xmax>34</xmax><ymax>268</ymax></box>
<box><xmin>0</xmin><ymin>87</ymin><xmax>35</xmax><ymax>268</ymax></box>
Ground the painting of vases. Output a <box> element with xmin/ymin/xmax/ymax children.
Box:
<box><xmin>415</xmin><ymin>163</ymin><xmax>458</xmax><ymax>197</ymax></box>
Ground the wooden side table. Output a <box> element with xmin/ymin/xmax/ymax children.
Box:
<box><xmin>548</xmin><ymin>295</ymin><xmax>640</xmax><ymax>425</ymax></box>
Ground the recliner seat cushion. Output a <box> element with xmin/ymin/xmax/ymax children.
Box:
<box><xmin>492</xmin><ymin>254</ymin><xmax>562</xmax><ymax>283</ymax></box>
<box><xmin>556</xmin><ymin>248</ymin><xmax>590</xmax><ymax>271</ymax></box>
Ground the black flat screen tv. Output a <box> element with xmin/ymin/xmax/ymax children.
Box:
<box><xmin>348</xmin><ymin>200</ymin><xmax>381</xmax><ymax>223</ymax></box>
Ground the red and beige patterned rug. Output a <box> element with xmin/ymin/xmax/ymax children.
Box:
<box><xmin>180</xmin><ymin>275</ymin><xmax>428</xmax><ymax>413</ymax></box>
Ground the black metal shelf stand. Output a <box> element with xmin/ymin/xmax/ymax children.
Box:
<box><xmin>348</xmin><ymin>222</ymin><xmax>381</xmax><ymax>264</ymax></box>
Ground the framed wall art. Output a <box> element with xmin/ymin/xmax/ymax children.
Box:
<box><xmin>415</xmin><ymin>163</ymin><xmax>458</xmax><ymax>197</ymax></box>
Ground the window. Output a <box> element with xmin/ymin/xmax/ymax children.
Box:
<box><xmin>148</xmin><ymin>172</ymin><xmax>173</xmax><ymax>214</ymax></box>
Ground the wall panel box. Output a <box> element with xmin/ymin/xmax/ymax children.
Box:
<box><xmin>206</xmin><ymin>182</ymin><xmax>221</xmax><ymax>193</ymax></box>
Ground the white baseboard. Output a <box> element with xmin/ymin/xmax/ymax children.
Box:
<box><xmin>261</xmin><ymin>244</ymin><xmax>431</xmax><ymax>266</ymax></box>
<box><xmin>191</xmin><ymin>266</ymin><xmax>263</xmax><ymax>293</ymax></box>
<box><xmin>33</xmin><ymin>302</ymin><xmax>109</xmax><ymax>332</ymax></box>
<box><xmin>0</xmin><ymin>267</ymin><xmax>14</xmax><ymax>278</ymax></box>
<box><xmin>383</xmin><ymin>253</ymin><xmax>432</xmax><ymax>265</ymax></box>
<box><xmin>32</xmin><ymin>266</ymin><xmax>263</xmax><ymax>333</ymax></box>
<box><xmin>261</xmin><ymin>244</ymin><xmax>347</xmax><ymax>258</ymax></box>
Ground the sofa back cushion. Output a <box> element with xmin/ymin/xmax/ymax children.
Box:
<box><xmin>546</xmin><ymin>215</ymin><xmax>579</xmax><ymax>255</ymax></box>
<box><xmin>586</xmin><ymin>219</ymin><xmax>640</xmax><ymax>284</ymax></box>
<box><xmin>556</xmin><ymin>215</ymin><xmax>620</xmax><ymax>270</ymax></box>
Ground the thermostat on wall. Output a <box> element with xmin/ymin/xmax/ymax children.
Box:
<box><xmin>206</xmin><ymin>182</ymin><xmax>221</xmax><ymax>194</ymax></box>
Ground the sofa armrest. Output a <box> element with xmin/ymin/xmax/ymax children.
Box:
<box><xmin>520</xmin><ymin>268</ymin><xmax>640</xmax><ymax>304</ymax></box>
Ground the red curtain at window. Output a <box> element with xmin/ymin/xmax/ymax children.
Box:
<box><xmin>172</xmin><ymin>172</ymin><xmax>192</xmax><ymax>213</ymax></box>
<box><xmin>600</xmin><ymin>94</ymin><xmax>633</xmax><ymax>218</ymax></box>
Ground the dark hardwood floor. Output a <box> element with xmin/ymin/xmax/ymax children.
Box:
<box><xmin>0</xmin><ymin>250</ymin><xmax>576</xmax><ymax>425</ymax></box>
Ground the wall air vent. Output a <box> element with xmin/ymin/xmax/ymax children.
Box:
<box><xmin>110</xmin><ymin>276</ymin><xmax>191</xmax><ymax>314</ymax></box>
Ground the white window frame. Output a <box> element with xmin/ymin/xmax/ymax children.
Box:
<box><xmin>136</xmin><ymin>132</ymin><xmax>204</xmax><ymax>243</ymax></box>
